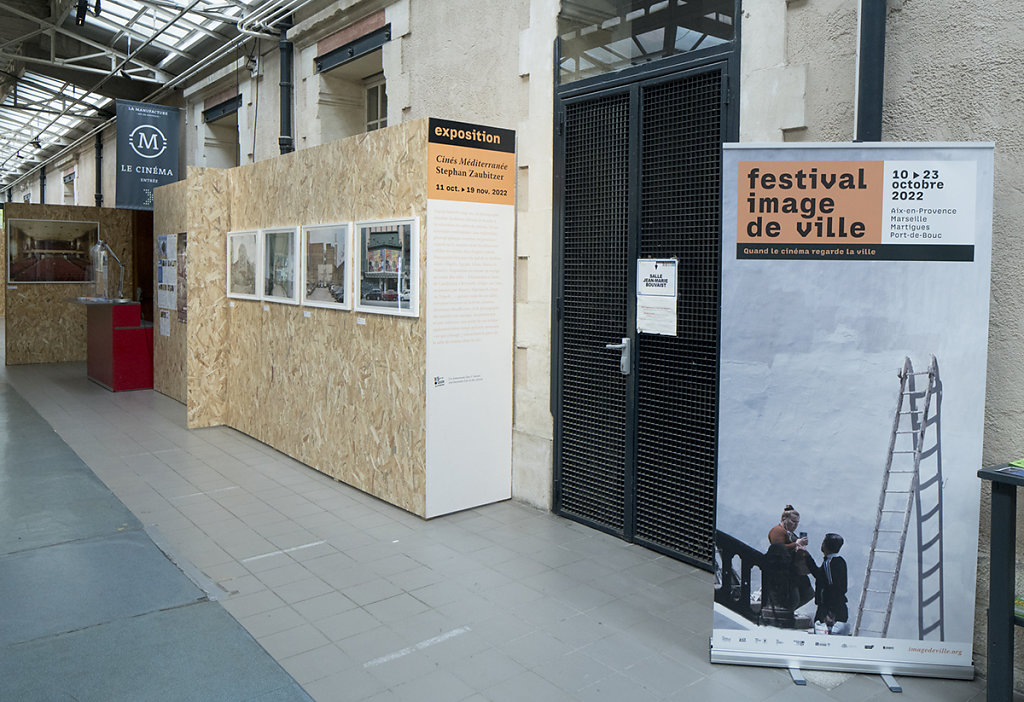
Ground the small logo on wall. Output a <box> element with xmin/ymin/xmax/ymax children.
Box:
<box><xmin>434</xmin><ymin>376</ymin><xmax>446</xmax><ymax>387</ymax></box>
<box><xmin>129</xmin><ymin>125</ymin><xmax>168</xmax><ymax>158</ymax></box>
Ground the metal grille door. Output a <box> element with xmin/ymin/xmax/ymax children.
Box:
<box><xmin>557</xmin><ymin>92</ymin><xmax>631</xmax><ymax>533</ymax></box>
<box><xmin>634</xmin><ymin>72</ymin><xmax>723</xmax><ymax>564</ymax></box>
<box><xmin>555</xmin><ymin>62</ymin><xmax>730</xmax><ymax>568</ymax></box>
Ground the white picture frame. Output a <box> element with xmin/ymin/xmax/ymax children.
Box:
<box><xmin>262</xmin><ymin>226</ymin><xmax>300</xmax><ymax>305</ymax></box>
<box><xmin>300</xmin><ymin>222</ymin><xmax>351</xmax><ymax>310</ymax></box>
<box><xmin>226</xmin><ymin>229</ymin><xmax>260</xmax><ymax>300</ymax></box>
<box><xmin>354</xmin><ymin>218</ymin><xmax>419</xmax><ymax>317</ymax></box>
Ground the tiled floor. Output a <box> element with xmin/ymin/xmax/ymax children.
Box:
<box><xmin>2</xmin><ymin>359</ymin><xmax>1000</xmax><ymax>701</ymax></box>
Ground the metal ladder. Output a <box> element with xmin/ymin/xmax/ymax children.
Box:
<box><xmin>854</xmin><ymin>356</ymin><xmax>942</xmax><ymax>638</ymax></box>
<box><xmin>914</xmin><ymin>356</ymin><xmax>944</xmax><ymax>640</ymax></box>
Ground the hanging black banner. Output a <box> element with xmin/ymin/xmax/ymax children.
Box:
<box><xmin>115</xmin><ymin>100</ymin><xmax>180</xmax><ymax>210</ymax></box>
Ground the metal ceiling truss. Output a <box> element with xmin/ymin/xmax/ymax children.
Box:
<box><xmin>0</xmin><ymin>0</ymin><xmax>277</xmax><ymax>192</ymax></box>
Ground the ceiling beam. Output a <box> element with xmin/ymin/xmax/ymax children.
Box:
<box><xmin>0</xmin><ymin>0</ymin><xmax>175</xmax><ymax>81</ymax></box>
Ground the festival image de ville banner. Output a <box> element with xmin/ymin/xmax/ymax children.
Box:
<box><xmin>711</xmin><ymin>142</ymin><xmax>994</xmax><ymax>680</ymax></box>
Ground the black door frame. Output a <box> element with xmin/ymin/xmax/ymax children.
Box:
<box><xmin>551</xmin><ymin>40</ymin><xmax>740</xmax><ymax>570</ymax></box>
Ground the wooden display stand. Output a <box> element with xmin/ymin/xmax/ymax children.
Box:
<box><xmin>85</xmin><ymin>301</ymin><xmax>154</xmax><ymax>391</ymax></box>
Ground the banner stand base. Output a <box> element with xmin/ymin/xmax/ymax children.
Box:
<box><xmin>788</xmin><ymin>667</ymin><xmax>806</xmax><ymax>685</ymax></box>
<box><xmin>880</xmin><ymin>673</ymin><xmax>902</xmax><ymax>692</ymax></box>
<box><xmin>710</xmin><ymin>646</ymin><xmax>974</xmax><ymax>681</ymax></box>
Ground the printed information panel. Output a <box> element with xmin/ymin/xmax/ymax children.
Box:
<box><xmin>424</xmin><ymin>118</ymin><xmax>514</xmax><ymax>518</ymax></box>
<box><xmin>715</xmin><ymin>143</ymin><xmax>993</xmax><ymax>680</ymax></box>
<box><xmin>738</xmin><ymin>159</ymin><xmax>977</xmax><ymax>260</ymax></box>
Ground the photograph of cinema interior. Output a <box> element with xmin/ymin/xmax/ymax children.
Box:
<box><xmin>8</xmin><ymin>218</ymin><xmax>98</xmax><ymax>283</ymax></box>
<box><xmin>263</xmin><ymin>227</ymin><xmax>298</xmax><ymax>304</ymax></box>
<box><xmin>303</xmin><ymin>223</ymin><xmax>348</xmax><ymax>308</ymax></box>
<box><xmin>358</xmin><ymin>221</ymin><xmax>412</xmax><ymax>311</ymax></box>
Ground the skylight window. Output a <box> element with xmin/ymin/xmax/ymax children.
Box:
<box><xmin>0</xmin><ymin>0</ymin><xmax>247</xmax><ymax>189</ymax></box>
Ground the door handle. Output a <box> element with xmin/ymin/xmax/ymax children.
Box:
<box><xmin>604</xmin><ymin>337</ymin><xmax>631</xmax><ymax>375</ymax></box>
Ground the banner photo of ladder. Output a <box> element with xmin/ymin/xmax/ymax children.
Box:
<box><xmin>712</xmin><ymin>142</ymin><xmax>993</xmax><ymax>681</ymax></box>
<box><xmin>855</xmin><ymin>356</ymin><xmax>944</xmax><ymax>640</ymax></box>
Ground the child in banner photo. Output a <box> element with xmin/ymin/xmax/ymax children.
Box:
<box><xmin>813</xmin><ymin>533</ymin><xmax>849</xmax><ymax>635</ymax></box>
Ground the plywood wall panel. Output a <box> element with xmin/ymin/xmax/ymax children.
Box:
<box><xmin>4</xmin><ymin>203</ymin><xmax>134</xmax><ymax>365</ymax></box>
<box><xmin>153</xmin><ymin>123</ymin><xmax>431</xmax><ymax>513</ymax></box>
<box><xmin>184</xmin><ymin>168</ymin><xmax>231</xmax><ymax>428</ymax></box>
<box><xmin>215</xmin><ymin>121</ymin><xmax>429</xmax><ymax>515</ymax></box>
<box><xmin>153</xmin><ymin>180</ymin><xmax>188</xmax><ymax>402</ymax></box>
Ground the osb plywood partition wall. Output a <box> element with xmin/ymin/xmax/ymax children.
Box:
<box><xmin>184</xmin><ymin>168</ymin><xmax>230</xmax><ymax>427</ymax></box>
<box><xmin>4</xmin><ymin>203</ymin><xmax>134</xmax><ymax>365</ymax></box>
<box><xmin>153</xmin><ymin>179</ymin><xmax>189</xmax><ymax>403</ymax></box>
<box><xmin>182</xmin><ymin>121</ymin><xmax>430</xmax><ymax>515</ymax></box>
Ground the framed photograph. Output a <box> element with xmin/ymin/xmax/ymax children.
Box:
<box><xmin>301</xmin><ymin>223</ymin><xmax>351</xmax><ymax>310</ymax></box>
<box><xmin>227</xmin><ymin>230</ymin><xmax>260</xmax><ymax>300</ymax></box>
<box><xmin>355</xmin><ymin>218</ymin><xmax>418</xmax><ymax>317</ymax></box>
<box><xmin>8</xmin><ymin>218</ymin><xmax>98</xmax><ymax>283</ymax></box>
<box><xmin>262</xmin><ymin>227</ymin><xmax>300</xmax><ymax>305</ymax></box>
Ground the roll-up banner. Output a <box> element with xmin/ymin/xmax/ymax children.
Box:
<box><xmin>116</xmin><ymin>100</ymin><xmax>181</xmax><ymax>210</ymax></box>
<box><xmin>712</xmin><ymin>143</ymin><xmax>993</xmax><ymax>679</ymax></box>
<box><xmin>424</xmin><ymin>118</ymin><xmax>515</xmax><ymax>518</ymax></box>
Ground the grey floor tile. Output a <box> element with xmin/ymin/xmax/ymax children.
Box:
<box><xmin>260</xmin><ymin>623</ymin><xmax>333</xmax><ymax>660</ymax></box>
<box><xmin>314</xmin><ymin>607</ymin><xmax>381</xmax><ymax>642</ymax></box>
<box><xmin>484</xmin><ymin>670</ymin><xmax>581</xmax><ymax>702</ymax></box>
<box><xmin>344</xmin><ymin>577</ymin><xmax>404</xmax><ymax>606</ymax></box>
<box><xmin>0</xmin><ymin>530</ymin><xmax>202</xmax><ymax>645</ymax></box>
<box><xmin>291</xmin><ymin>591</ymin><xmax>359</xmax><ymax>622</ymax></box>
<box><xmin>0</xmin><ymin>601</ymin><xmax>312</xmax><ymax>702</ymax></box>
<box><xmin>447</xmin><ymin>646</ymin><xmax>527</xmax><ymax>690</ymax></box>
<box><xmin>622</xmin><ymin>653</ymin><xmax>705</xmax><ymax>697</ymax></box>
<box><xmin>389</xmin><ymin>669</ymin><xmax>475</xmax><ymax>701</ymax></box>
<box><xmin>275</xmin><ymin>576</ymin><xmax>336</xmax><ymax>604</ymax></box>
<box><xmin>336</xmin><ymin>625</ymin><xmax>410</xmax><ymax>663</ymax></box>
<box><xmin>532</xmin><ymin>649</ymin><xmax>610</xmax><ymax>693</ymax></box>
<box><xmin>364</xmin><ymin>647</ymin><xmax>441</xmax><ymax>687</ymax></box>
<box><xmin>579</xmin><ymin>671</ymin><xmax>659</xmax><ymax>701</ymax></box>
<box><xmin>499</xmin><ymin>629</ymin><xmax>573</xmax><ymax>668</ymax></box>
<box><xmin>302</xmin><ymin>667</ymin><xmax>387</xmax><ymax>702</ymax></box>
<box><xmin>280</xmin><ymin>643</ymin><xmax>355</xmax><ymax>685</ymax></box>
<box><xmin>240</xmin><ymin>606</ymin><xmax>309</xmax><ymax>639</ymax></box>
<box><xmin>221</xmin><ymin>589</ymin><xmax>288</xmax><ymax>618</ymax></box>
<box><xmin>364</xmin><ymin>592</ymin><xmax>431</xmax><ymax>623</ymax></box>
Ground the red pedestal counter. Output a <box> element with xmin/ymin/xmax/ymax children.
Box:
<box><xmin>83</xmin><ymin>301</ymin><xmax>154</xmax><ymax>391</ymax></box>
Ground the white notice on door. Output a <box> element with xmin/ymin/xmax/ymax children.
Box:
<box><xmin>636</xmin><ymin>258</ymin><xmax>677</xmax><ymax>336</ymax></box>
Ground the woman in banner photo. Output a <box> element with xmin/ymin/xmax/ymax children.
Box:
<box><xmin>767</xmin><ymin>505</ymin><xmax>815</xmax><ymax>610</ymax></box>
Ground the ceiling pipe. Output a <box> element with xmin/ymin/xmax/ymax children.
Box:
<box><xmin>853</xmin><ymin>0</ymin><xmax>886</xmax><ymax>141</ymax></box>
<box><xmin>237</xmin><ymin>0</ymin><xmax>318</xmax><ymax>38</ymax></box>
<box><xmin>278</xmin><ymin>16</ymin><xmax>294</xmax><ymax>155</ymax></box>
<box><xmin>94</xmin><ymin>132</ymin><xmax>103</xmax><ymax>206</ymax></box>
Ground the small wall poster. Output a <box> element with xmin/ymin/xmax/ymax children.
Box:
<box><xmin>636</xmin><ymin>258</ymin><xmax>677</xmax><ymax>336</ymax></box>
<box><xmin>157</xmin><ymin>233</ymin><xmax>176</xmax><ymax>310</ymax></box>
<box><xmin>176</xmin><ymin>233</ymin><xmax>187</xmax><ymax>322</ymax></box>
<box><xmin>159</xmin><ymin>309</ymin><xmax>170</xmax><ymax>337</ymax></box>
